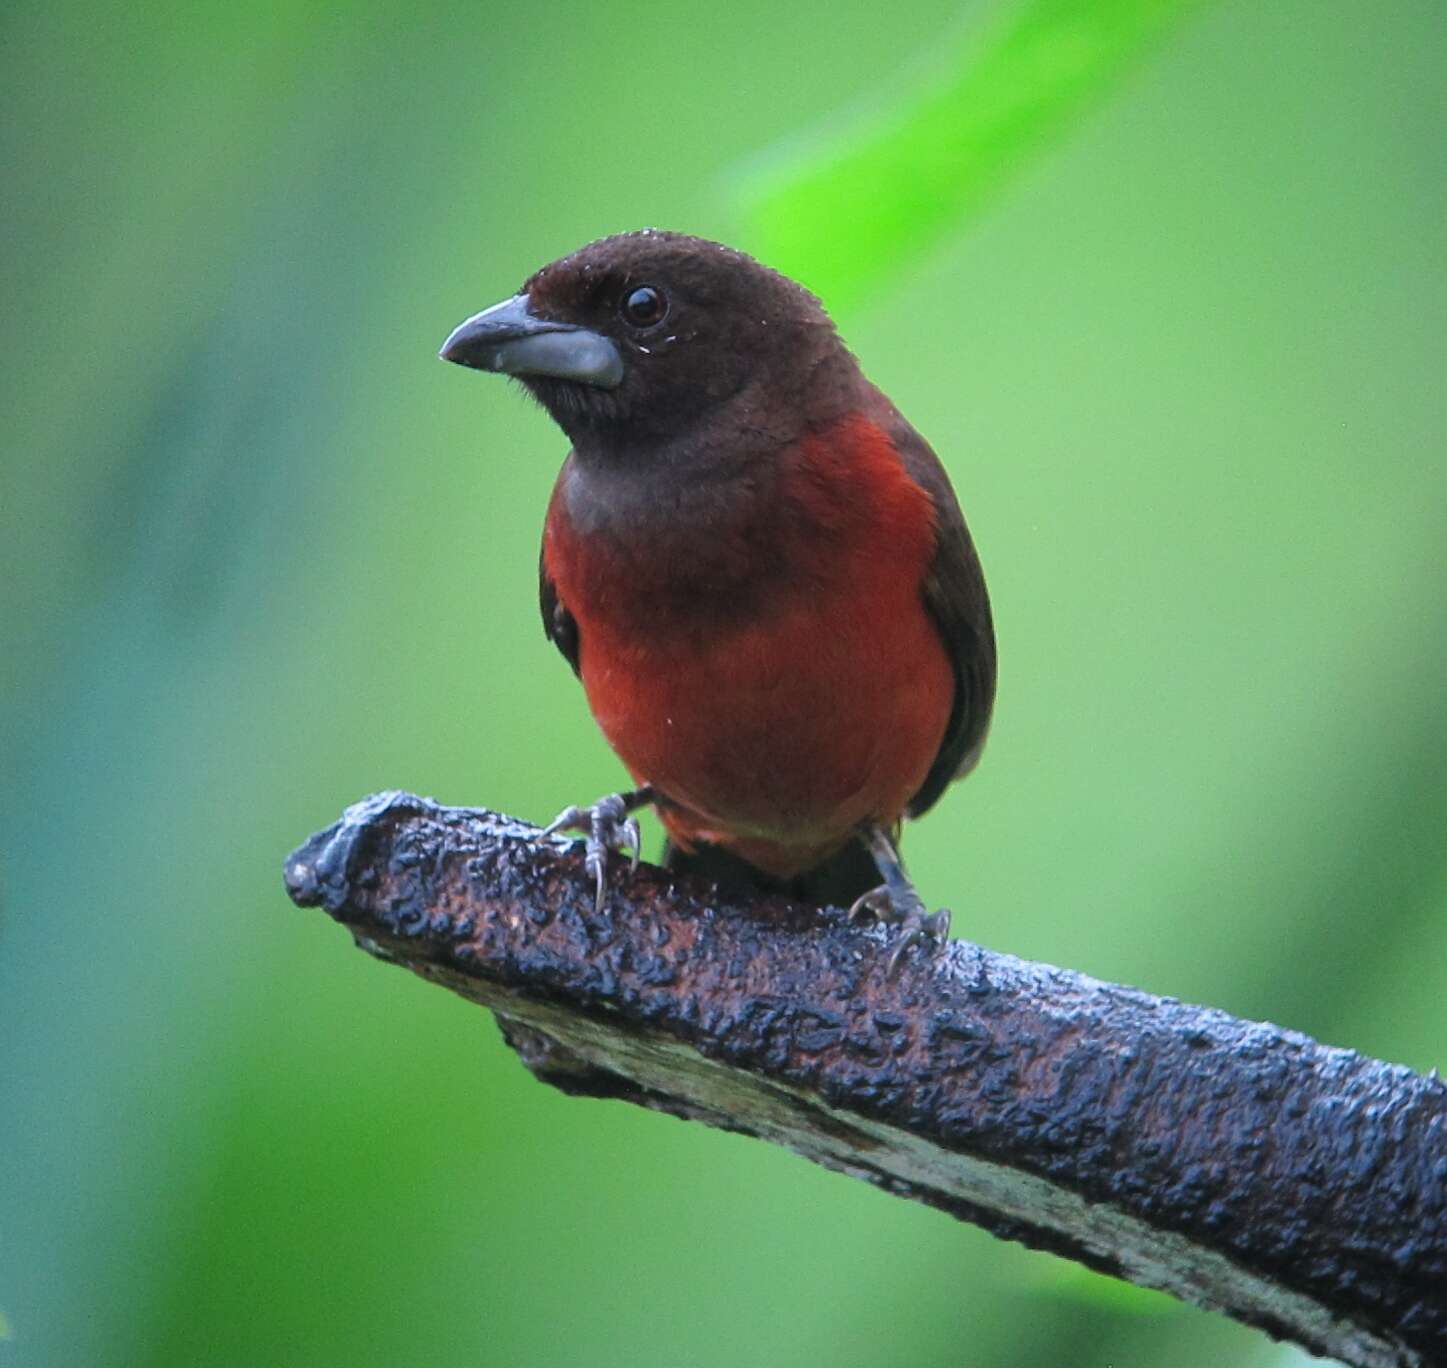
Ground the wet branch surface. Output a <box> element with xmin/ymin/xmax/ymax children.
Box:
<box><xmin>284</xmin><ymin>792</ymin><xmax>1445</xmax><ymax>1367</ymax></box>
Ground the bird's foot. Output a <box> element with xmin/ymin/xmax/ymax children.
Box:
<box><xmin>849</xmin><ymin>884</ymin><xmax>952</xmax><ymax>973</ymax></box>
<box><xmin>543</xmin><ymin>786</ymin><xmax>652</xmax><ymax>914</ymax></box>
<box><xmin>853</xmin><ymin>822</ymin><xmax>952</xmax><ymax>972</ymax></box>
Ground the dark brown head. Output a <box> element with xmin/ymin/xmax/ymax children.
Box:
<box><xmin>440</xmin><ymin>230</ymin><xmax>856</xmax><ymax>452</ymax></box>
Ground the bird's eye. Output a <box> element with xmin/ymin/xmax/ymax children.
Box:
<box><xmin>621</xmin><ymin>285</ymin><xmax>666</xmax><ymax>328</ymax></box>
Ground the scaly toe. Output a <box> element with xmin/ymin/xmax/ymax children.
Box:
<box><xmin>887</xmin><ymin>907</ymin><xmax>952</xmax><ymax>975</ymax></box>
<box><xmin>543</xmin><ymin>804</ymin><xmax>587</xmax><ymax>838</ymax></box>
<box><xmin>848</xmin><ymin>885</ymin><xmax>894</xmax><ymax>924</ymax></box>
<box><xmin>584</xmin><ymin>845</ymin><xmax>607</xmax><ymax>914</ymax></box>
<box><xmin>545</xmin><ymin>792</ymin><xmax>647</xmax><ymax>914</ymax></box>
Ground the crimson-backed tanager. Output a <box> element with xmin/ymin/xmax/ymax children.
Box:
<box><xmin>440</xmin><ymin>231</ymin><xmax>995</xmax><ymax>968</ymax></box>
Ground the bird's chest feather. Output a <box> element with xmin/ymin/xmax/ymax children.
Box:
<box><xmin>542</xmin><ymin>415</ymin><xmax>954</xmax><ymax>847</ymax></box>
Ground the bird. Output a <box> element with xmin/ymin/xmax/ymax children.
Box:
<box><xmin>440</xmin><ymin>229</ymin><xmax>995</xmax><ymax>970</ymax></box>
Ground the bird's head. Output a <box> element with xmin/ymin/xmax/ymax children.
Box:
<box><xmin>439</xmin><ymin>230</ymin><xmax>850</xmax><ymax>449</ymax></box>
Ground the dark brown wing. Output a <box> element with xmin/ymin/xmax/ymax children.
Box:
<box><xmin>876</xmin><ymin>403</ymin><xmax>997</xmax><ymax>819</ymax></box>
<box><xmin>539</xmin><ymin>550</ymin><xmax>581</xmax><ymax>677</ymax></box>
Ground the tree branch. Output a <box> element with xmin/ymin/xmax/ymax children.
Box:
<box><xmin>284</xmin><ymin>791</ymin><xmax>1445</xmax><ymax>1367</ymax></box>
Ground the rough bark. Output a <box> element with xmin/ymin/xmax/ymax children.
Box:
<box><xmin>284</xmin><ymin>791</ymin><xmax>1446</xmax><ymax>1367</ymax></box>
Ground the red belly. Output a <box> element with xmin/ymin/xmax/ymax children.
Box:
<box><xmin>543</xmin><ymin>412</ymin><xmax>954</xmax><ymax>879</ymax></box>
<box><xmin>582</xmin><ymin>580</ymin><xmax>952</xmax><ymax>877</ymax></box>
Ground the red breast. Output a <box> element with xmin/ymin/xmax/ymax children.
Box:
<box><xmin>543</xmin><ymin>411</ymin><xmax>954</xmax><ymax>878</ymax></box>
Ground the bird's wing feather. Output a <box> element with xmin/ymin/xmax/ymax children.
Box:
<box><xmin>539</xmin><ymin>551</ymin><xmax>582</xmax><ymax>677</ymax></box>
<box><xmin>880</xmin><ymin>410</ymin><xmax>997</xmax><ymax>818</ymax></box>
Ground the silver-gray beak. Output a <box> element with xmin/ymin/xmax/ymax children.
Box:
<box><xmin>438</xmin><ymin>293</ymin><xmax>624</xmax><ymax>389</ymax></box>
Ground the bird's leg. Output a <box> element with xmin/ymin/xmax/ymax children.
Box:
<box><xmin>848</xmin><ymin>823</ymin><xmax>952</xmax><ymax>972</ymax></box>
<box><xmin>543</xmin><ymin>784</ymin><xmax>655</xmax><ymax>914</ymax></box>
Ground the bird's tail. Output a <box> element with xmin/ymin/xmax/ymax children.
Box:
<box><xmin>662</xmin><ymin>837</ymin><xmax>880</xmax><ymax>909</ymax></box>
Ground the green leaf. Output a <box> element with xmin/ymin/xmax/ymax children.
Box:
<box><xmin>738</xmin><ymin>0</ymin><xmax>1207</xmax><ymax>311</ymax></box>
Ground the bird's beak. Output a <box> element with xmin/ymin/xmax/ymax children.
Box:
<box><xmin>438</xmin><ymin>293</ymin><xmax>624</xmax><ymax>389</ymax></box>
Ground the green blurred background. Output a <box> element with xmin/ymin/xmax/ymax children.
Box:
<box><xmin>3</xmin><ymin>0</ymin><xmax>1444</xmax><ymax>1364</ymax></box>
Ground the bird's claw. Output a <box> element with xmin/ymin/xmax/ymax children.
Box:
<box><xmin>848</xmin><ymin>885</ymin><xmax>892</xmax><ymax>924</ymax></box>
<box><xmin>543</xmin><ymin>794</ymin><xmax>644</xmax><ymax>913</ymax></box>
<box><xmin>849</xmin><ymin>883</ymin><xmax>951</xmax><ymax>973</ymax></box>
<box><xmin>886</xmin><ymin>906</ymin><xmax>951</xmax><ymax>974</ymax></box>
